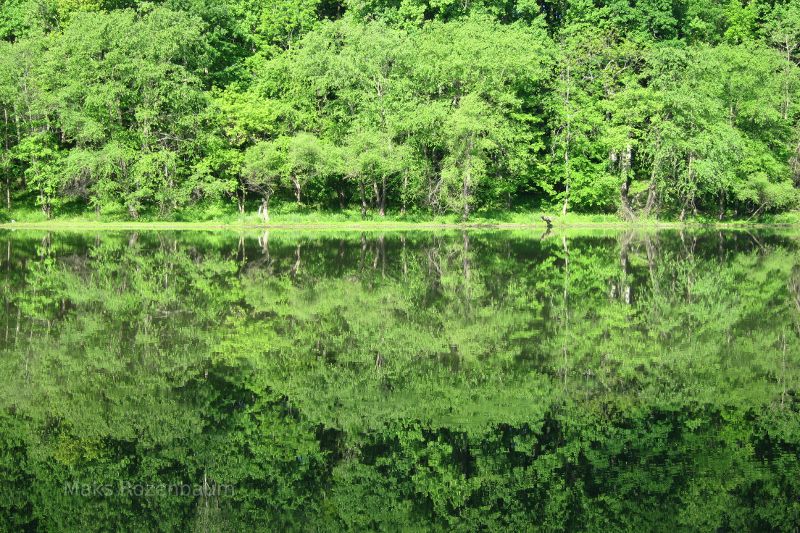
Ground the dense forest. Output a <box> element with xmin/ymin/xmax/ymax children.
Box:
<box><xmin>1</xmin><ymin>0</ymin><xmax>800</xmax><ymax>220</ymax></box>
<box><xmin>0</xmin><ymin>230</ymin><xmax>798</xmax><ymax>529</ymax></box>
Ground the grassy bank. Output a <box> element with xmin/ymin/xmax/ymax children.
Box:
<box><xmin>3</xmin><ymin>203</ymin><xmax>800</xmax><ymax>230</ymax></box>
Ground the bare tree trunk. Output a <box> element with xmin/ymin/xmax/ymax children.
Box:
<box><xmin>292</xmin><ymin>176</ymin><xmax>301</xmax><ymax>204</ymax></box>
<box><xmin>257</xmin><ymin>194</ymin><xmax>270</xmax><ymax>223</ymax></box>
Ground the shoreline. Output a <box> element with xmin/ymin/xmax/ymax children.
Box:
<box><xmin>2</xmin><ymin>219</ymin><xmax>800</xmax><ymax>231</ymax></box>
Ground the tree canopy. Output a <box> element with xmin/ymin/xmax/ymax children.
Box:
<box><xmin>1</xmin><ymin>0</ymin><xmax>800</xmax><ymax>219</ymax></box>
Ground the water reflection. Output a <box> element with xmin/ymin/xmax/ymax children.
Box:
<box><xmin>0</xmin><ymin>229</ymin><xmax>798</xmax><ymax>531</ymax></box>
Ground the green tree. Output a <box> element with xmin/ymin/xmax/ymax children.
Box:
<box><xmin>242</xmin><ymin>140</ymin><xmax>284</xmax><ymax>221</ymax></box>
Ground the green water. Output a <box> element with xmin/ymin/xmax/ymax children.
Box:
<box><xmin>0</xmin><ymin>229</ymin><xmax>798</xmax><ymax>531</ymax></box>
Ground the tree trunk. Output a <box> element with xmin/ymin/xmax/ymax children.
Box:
<box><xmin>561</xmin><ymin>135</ymin><xmax>570</xmax><ymax>216</ymax></box>
<box><xmin>401</xmin><ymin>171</ymin><xmax>408</xmax><ymax>215</ymax></box>
<box><xmin>644</xmin><ymin>177</ymin><xmax>657</xmax><ymax>216</ymax></box>
<box><xmin>683</xmin><ymin>154</ymin><xmax>695</xmax><ymax>221</ymax></box>
<box><xmin>13</xmin><ymin>106</ymin><xmax>24</xmax><ymax>190</ymax></box>
<box><xmin>258</xmin><ymin>194</ymin><xmax>270</xmax><ymax>223</ymax></box>
<box><xmin>3</xmin><ymin>108</ymin><xmax>9</xmax><ymax>209</ymax></box>
<box><xmin>292</xmin><ymin>176</ymin><xmax>301</xmax><ymax>204</ymax></box>
<box><xmin>462</xmin><ymin>147</ymin><xmax>472</xmax><ymax>222</ymax></box>
<box><xmin>620</xmin><ymin>178</ymin><xmax>632</xmax><ymax>220</ymax></box>
<box><xmin>791</xmin><ymin>141</ymin><xmax>800</xmax><ymax>183</ymax></box>
<box><xmin>359</xmin><ymin>181</ymin><xmax>367</xmax><ymax>219</ymax></box>
<box><xmin>379</xmin><ymin>174</ymin><xmax>386</xmax><ymax>217</ymax></box>
<box><xmin>237</xmin><ymin>187</ymin><xmax>245</xmax><ymax>214</ymax></box>
<box><xmin>619</xmin><ymin>144</ymin><xmax>634</xmax><ymax>220</ymax></box>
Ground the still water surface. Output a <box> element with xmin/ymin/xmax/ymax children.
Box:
<box><xmin>0</xmin><ymin>229</ymin><xmax>798</xmax><ymax>531</ymax></box>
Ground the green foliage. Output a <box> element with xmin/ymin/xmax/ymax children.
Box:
<box><xmin>0</xmin><ymin>0</ymin><xmax>800</xmax><ymax>220</ymax></box>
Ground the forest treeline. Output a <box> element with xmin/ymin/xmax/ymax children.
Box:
<box><xmin>2</xmin><ymin>0</ymin><xmax>800</xmax><ymax>220</ymax></box>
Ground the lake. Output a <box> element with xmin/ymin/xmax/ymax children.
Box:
<box><xmin>0</xmin><ymin>229</ymin><xmax>798</xmax><ymax>531</ymax></box>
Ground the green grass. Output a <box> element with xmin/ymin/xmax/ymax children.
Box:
<box><xmin>3</xmin><ymin>200</ymin><xmax>800</xmax><ymax>230</ymax></box>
